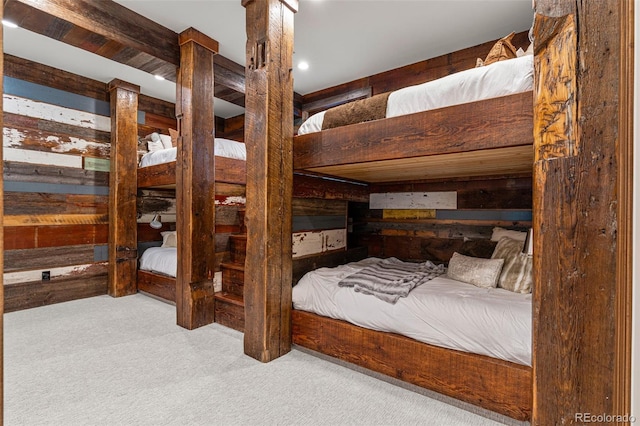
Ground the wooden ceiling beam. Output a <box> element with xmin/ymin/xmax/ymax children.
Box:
<box><xmin>3</xmin><ymin>0</ymin><xmax>249</xmax><ymax>110</ymax></box>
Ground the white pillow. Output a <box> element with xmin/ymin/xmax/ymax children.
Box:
<box><xmin>160</xmin><ymin>231</ymin><xmax>177</xmax><ymax>248</ymax></box>
<box><xmin>147</xmin><ymin>140</ymin><xmax>163</xmax><ymax>152</ymax></box>
<box><xmin>491</xmin><ymin>227</ymin><xmax>527</xmax><ymax>242</ymax></box>
<box><xmin>159</xmin><ymin>134</ymin><xmax>173</xmax><ymax>150</ymax></box>
<box><xmin>447</xmin><ymin>252</ymin><xmax>504</xmax><ymax>289</ymax></box>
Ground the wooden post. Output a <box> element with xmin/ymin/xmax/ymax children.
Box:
<box><xmin>176</xmin><ymin>28</ymin><xmax>219</xmax><ymax>329</ymax></box>
<box><xmin>242</xmin><ymin>0</ymin><xmax>297</xmax><ymax>362</ymax></box>
<box><xmin>532</xmin><ymin>1</ymin><xmax>630</xmax><ymax>423</ymax></box>
<box><xmin>108</xmin><ymin>79</ymin><xmax>140</xmax><ymax>297</ymax></box>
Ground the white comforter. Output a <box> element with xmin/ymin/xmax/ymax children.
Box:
<box><xmin>139</xmin><ymin>247</ymin><xmax>176</xmax><ymax>277</ymax></box>
<box><xmin>297</xmin><ymin>55</ymin><xmax>533</xmax><ymax>135</ymax></box>
<box><xmin>139</xmin><ymin>137</ymin><xmax>246</xmax><ymax>167</ymax></box>
<box><xmin>292</xmin><ymin>257</ymin><xmax>532</xmax><ymax>366</ymax></box>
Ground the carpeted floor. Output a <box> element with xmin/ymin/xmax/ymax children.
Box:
<box><xmin>4</xmin><ymin>294</ymin><xmax>523</xmax><ymax>426</ymax></box>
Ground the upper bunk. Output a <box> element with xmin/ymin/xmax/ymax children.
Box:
<box><xmin>137</xmin><ymin>137</ymin><xmax>247</xmax><ymax>189</ymax></box>
<box><xmin>293</xmin><ymin>53</ymin><xmax>534</xmax><ymax>183</ymax></box>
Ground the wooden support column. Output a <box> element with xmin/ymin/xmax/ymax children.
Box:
<box><xmin>108</xmin><ymin>79</ymin><xmax>140</xmax><ymax>297</ymax></box>
<box><xmin>176</xmin><ymin>28</ymin><xmax>218</xmax><ymax>329</ymax></box>
<box><xmin>532</xmin><ymin>1</ymin><xmax>631</xmax><ymax>423</ymax></box>
<box><xmin>242</xmin><ymin>0</ymin><xmax>297</xmax><ymax>362</ymax></box>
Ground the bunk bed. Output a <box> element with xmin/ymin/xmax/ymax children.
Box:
<box><xmin>294</xmin><ymin>54</ymin><xmax>534</xmax><ymax>183</ymax></box>
<box><xmin>290</xmin><ymin>53</ymin><xmax>535</xmax><ymax>421</ymax></box>
<box><xmin>137</xmin><ymin>138</ymin><xmax>247</xmax><ymax>303</ymax></box>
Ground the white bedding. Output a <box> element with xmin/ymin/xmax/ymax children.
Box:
<box><xmin>292</xmin><ymin>257</ymin><xmax>532</xmax><ymax>366</ymax></box>
<box><xmin>297</xmin><ymin>55</ymin><xmax>533</xmax><ymax>135</ymax></box>
<box><xmin>139</xmin><ymin>137</ymin><xmax>246</xmax><ymax>168</ymax></box>
<box><xmin>139</xmin><ymin>247</ymin><xmax>177</xmax><ymax>277</ymax></box>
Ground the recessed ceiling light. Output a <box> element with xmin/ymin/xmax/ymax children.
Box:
<box><xmin>2</xmin><ymin>20</ymin><xmax>18</xmax><ymax>29</ymax></box>
<box><xmin>154</xmin><ymin>75</ymin><xmax>165</xmax><ymax>81</ymax></box>
<box><xmin>297</xmin><ymin>61</ymin><xmax>309</xmax><ymax>71</ymax></box>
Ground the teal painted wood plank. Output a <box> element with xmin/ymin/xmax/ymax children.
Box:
<box><xmin>436</xmin><ymin>210</ymin><xmax>532</xmax><ymax>221</ymax></box>
<box><xmin>4</xmin><ymin>181</ymin><xmax>109</xmax><ymax>196</ymax></box>
<box><xmin>3</xmin><ymin>76</ymin><xmax>145</xmax><ymax>123</ymax></box>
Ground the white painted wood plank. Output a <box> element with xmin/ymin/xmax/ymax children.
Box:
<box><xmin>3</xmin><ymin>126</ymin><xmax>109</xmax><ymax>157</ymax></box>
<box><xmin>3</xmin><ymin>95</ymin><xmax>111</xmax><ymax>132</ymax></box>
<box><xmin>369</xmin><ymin>191</ymin><xmax>457</xmax><ymax>210</ymax></box>
<box><xmin>3</xmin><ymin>147</ymin><xmax>83</xmax><ymax>168</ymax></box>
<box><xmin>215</xmin><ymin>196</ymin><xmax>246</xmax><ymax>206</ymax></box>
<box><xmin>4</xmin><ymin>262</ymin><xmax>106</xmax><ymax>285</ymax></box>
<box><xmin>292</xmin><ymin>228</ymin><xmax>346</xmax><ymax>258</ymax></box>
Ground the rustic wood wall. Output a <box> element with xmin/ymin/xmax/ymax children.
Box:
<box><xmin>3</xmin><ymin>55</ymin><xmax>177</xmax><ymax>311</ymax></box>
<box><xmin>361</xmin><ymin>176</ymin><xmax>532</xmax><ymax>263</ymax></box>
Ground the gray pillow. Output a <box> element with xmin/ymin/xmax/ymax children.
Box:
<box><xmin>447</xmin><ymin>252</ymin><xmax>505</xmax><ymax>289</ymax></box>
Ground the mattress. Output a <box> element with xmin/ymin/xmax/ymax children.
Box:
<box><xmin>292</xmin><ymin>257</ymin><xmax>532</xmax><ymax>366</ymax></box>
<box><xmin>297</xmin><ymin>54</ymin><xmax>533</xmax><ymax>135</ymax></box>
<box><xmin>139</xmin><ymin>247</ymin><xmax>176</xmax><ymax>277</ymax></box>
<box><xmin>139</xmin><ymin>137</ymin><xmax>246</xmax><ymax>168</ymax></box>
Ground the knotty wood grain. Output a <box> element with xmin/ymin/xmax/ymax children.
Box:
<box><xmin>532</xmin><ymin>3</ymin><xmax>624</xmax><ymax>424</ymax></box>
<box><xmin>243</xmin><ymin>0</ymin><xmax>296</xmax><ymax>362</ymax></box>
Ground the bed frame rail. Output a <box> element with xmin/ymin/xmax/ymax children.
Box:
<box><xmin>292</xmin><ymin>309</ymin><xmax>532</xmax><ymax>421</ymax></box>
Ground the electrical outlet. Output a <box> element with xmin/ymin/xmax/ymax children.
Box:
<box><xmin>42</xmin><ymin>271</ymin><xmax>51</xmax><ymax>281</ymax></box>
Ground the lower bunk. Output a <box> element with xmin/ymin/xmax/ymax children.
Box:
<box><xmin>291</xmin><ymin>254</ymin><xmax>533</xmax><ymax>421</ymax></box>
<box><xmin>292</xmin><ymin>310</ymin><xmax>532</xmax><ymax>421</ymax></box>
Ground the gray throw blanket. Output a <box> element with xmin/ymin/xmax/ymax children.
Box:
<box><xmin>338</xmin><ymin>257</ymin><xmax>446</xmax><ymax>304</ymax></box>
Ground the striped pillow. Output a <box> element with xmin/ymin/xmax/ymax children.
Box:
<box><xmin>491</xmin><ymin>237</ymin><xmax>533</xmax><ymax>293</ymax></box>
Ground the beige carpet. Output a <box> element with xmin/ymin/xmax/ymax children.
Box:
<box><xmin>4</xmin><ymin>294</ymin><xmax>523</xmax><ymax>426</ymax></box>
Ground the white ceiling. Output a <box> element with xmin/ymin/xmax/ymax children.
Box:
<box><xmin>3</xmin><ymin>0</ymin><xmax>534</xmax><ymax>118</ymax></box>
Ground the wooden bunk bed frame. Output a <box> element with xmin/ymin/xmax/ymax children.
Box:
<box><xmin>291</xmin><ymin>90</ymin><xmax>534</xmax><ymax>420</ymax></box>
<box><xmin>294</xmin><ymin>91</ymin><xmax>533</xmax><ymax>183</ymax></box>
<box><xmin>136</xmin><ymin>155</ymin><xmax>246</xmax><ymax>303</ymax></box>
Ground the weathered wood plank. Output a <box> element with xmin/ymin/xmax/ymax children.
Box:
<box><xmin>4</xmin><ymin>224</ymin><xmax>108</xmax><ymax>250</ymax></box>
<box><xmin>4</xmin><ymin>273</ymin><xmax>107</xmax><ymax>313</ymax></box>
<box><xmin>292</xmin><ymin>229</ymin><xmax>346</xmax><ymax>258</ymax></box>
<box><xmin>4</xmin><ymin>161</ymin><xmax>109</xmax><ymax>186</ymax></box>
<box><xmin>243</xmin><ymin>0</ymin><xmax>296</xmax><ymax>362</ymax></box>
<box><xmin>292</xmin><ymin>198</ymin><xmax>346</xmax><ymax>216</ymax></box>
<box><xmin>3</xmin><ymin>147</ymin><xmax>83</xmax><ymax>168</ymax></box>
<box><xmin>5</xmin><ymin>244</ymin><xmax>98</xmax><ymax>272</ymax></box>
<box><xmin>4</xmin><ymin>94</ymin><xmax>110</xmax><ymax>132</ymax></box>
<box><xmin>4</xmin><ymin>262</ymin><xmax>107</xmax><ymax>285</ymax></box>
<box><xmin>4</xmin><ymin>213</ymin><xmax>108</xmax><ymax>226</ymax></box>
<box><xmin>108</xmin><ymin>80</ymin><xmax>139</xmax><ymax>297</ymax></box>
<box><xmin>4</xmin><ymin>111</ymin><xmax>111</xmax><ymax>145</ymax></box>
<box><xmin>292</xmin><ymin>173</ymin><xmax>368</xmax><ymax>202</ymax></box>
<box><xmin>4</xmin><ymin>193</ymin><xmax>108</xmax><ymax>215</ymax></box>
<box><xmin>370</xmin><ymin>191</ymin><xmax>457</xmax><ymax>210</ymax></box>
